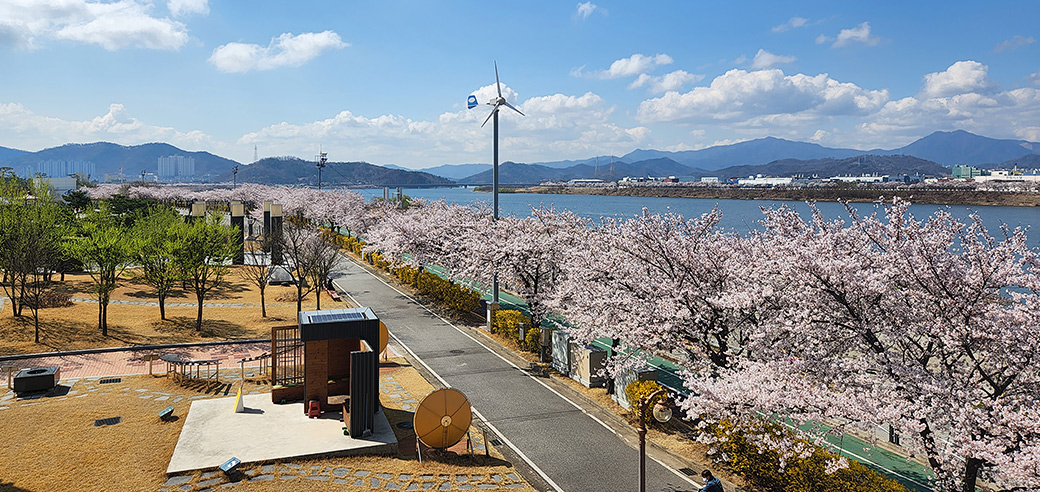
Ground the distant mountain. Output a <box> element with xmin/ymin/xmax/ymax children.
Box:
<box><xmin>0</xmin><ymin>142</ymin><xmax>239</xmax><ymax>178</ymax></box>
<box><xmin>0</xmin><ymin>145</ymin><xmax>27</xmax><ymax>162</ymax></box>
<box><xmin>382</xmin><ymin>164</ymin><xmax>410</xmax><ymax>171</ymax></box>
<box><xmin>623</xmin><ymin>138</ymin><xmax>862</xmax><ymax>171</ymax></box>
<box><xmin>228</xmin><ymin>157</ymin><xmax>454</xmax><ymax>186</ymax></box>
<box><xmin>527</xmin><ymin>155</ymin><xmax>621</xmax><ymax>169</ymax></box>
<box><xmin>417</xmin><ymin>163</ymin><xmax>492</xmax><ymax>180</ymax></box>
<box><xmin>882</xmin><ymin>130</ymin><xmax>1039</xmax><ymax>166</ymax></box>
<box><xmin>997</xmin><ymin>153</ymin><xmax>1040</xmax><ymax>169</ymax></box>
<box><xmin>710</xmin><ymin>154</ymin><xmax>948</xmax><ymax>179</ymax></box>
<box><xmin>458</xmin><ymin>157</ymin><xmax>697</xmax><ymax>184</ymax></box>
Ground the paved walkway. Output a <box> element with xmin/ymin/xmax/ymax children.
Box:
<box><xmin>334</xmin><ymin>257</ymin><xmax>702</xmax><ymax>492</ymax></box>
<box><xmin>70</xmin><ymin>297</ymin><xmax>260</xmax><ymax>308</ymax></box>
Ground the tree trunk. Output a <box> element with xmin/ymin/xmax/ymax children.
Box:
<box><xmin>296</xmin><ymin>284</ymin><xmax>303</xmax><ymax>313</ymax></box>
<box><xmin>34</xmin><ymin>311</ymin><xmax>39</xmax><ymax>343</ymax></box>
<box><xmin>316</xmin><ymin>288</ymin><xmax>321</xmax><ymax>310</ymax></box>
<box><xmin>961</xmin><ymin>457</ymin><xmax>983</xmax><ymax>492</ymax></box>
<box><xmin>101</xmin><ymin>301</ymin><xmax>108</xmax><ymax>337</ymax></box>
<box><xmin>260</xmin><ymin>289</ymin><xmax>267</xmax><ymax>317</ymax></box>
<box><xmin>195</xmin><ymin>297</ymin><xmax>204</xmax><ymax>331</ymax></box>
<box><xmin>159</xmin><ymin>292</ymin><xmax>166</xmax><ymax>320</ymax></box>
<box><xmin>98</xmin><ymin>300</ymin><xmax>105</xmax><ymax>336</ymax></box>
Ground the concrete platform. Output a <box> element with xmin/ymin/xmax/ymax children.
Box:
<box><xmin>167</xmin><ymin>393</ymin><xmax>397</xmax><ymax>474</ymax></box>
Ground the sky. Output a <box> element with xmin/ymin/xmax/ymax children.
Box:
<box><xmin>1</xmin><ymin>0</ymin><xmax>1039</xmax><ymax>170</ymax></box>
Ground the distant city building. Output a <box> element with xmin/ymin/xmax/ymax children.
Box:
<box><xmin>22</xmin><ymin>159</ymin><xmax>96</xmax><ymax>179</ymax></box>
<box><xmin>32</xmin><ymin>176</ymin><xmax>77</xmax><ymax>196</ymax></box>
<box><xmin>953</xmin><ymin>165</ymin><xmax>983</xmax><ymax>179</ymax></box>
<box><xmin>700</xmin><ymin>176</ymin><xmax>720</xmax><ymax>183</ymax></box>
<box><xmin>157</xmin><ymin>155</ymin><xmax>196</xmax><ymax>179</ymax></box>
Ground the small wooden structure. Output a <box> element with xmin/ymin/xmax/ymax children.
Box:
<box><xmin>270</xmin><ymin>307</ymin><xmax>380</xmax><ymax>438</ymax></box>
<box><xmin>161</xmin><ymin>354</ymin><xmax>221</xmax><ymax>381</ymax></box>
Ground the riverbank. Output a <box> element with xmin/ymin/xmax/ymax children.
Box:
<box><xmin>491</xmin><ymin>185</ymin><xmax>1040</xmax><ymax>207</ymax></box>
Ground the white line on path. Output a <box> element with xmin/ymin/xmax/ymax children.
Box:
<box><xmin>337</xmin><ymin>261</ymin><xmax>699</xmax><ymax>489</ymax></box>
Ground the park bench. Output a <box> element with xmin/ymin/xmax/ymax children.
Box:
<box><xmin>327</xmin><ymin>288</ymin><xmax>342</xmax><ymax>302</ymax></box>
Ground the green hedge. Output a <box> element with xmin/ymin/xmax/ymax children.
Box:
<box><xmin>706</xmin><ymin>419</ymin><xmax>908</xmax><ymax>492</ymax></box>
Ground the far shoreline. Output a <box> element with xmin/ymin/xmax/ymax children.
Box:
<box><xmin>471</xmin><ymin>185</ymin><xmax>1040</xmax><ymax>207</ymax></box>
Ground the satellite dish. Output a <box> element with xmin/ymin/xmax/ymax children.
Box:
<box><xmin>467</xmin><ymin>95</ymin><xmax>478</xmax><ymax>109</ymax></box>
<box><xmin>378</xmin><ymin>321</ymin><xmax>389</xmax><ymax>355</ymax></box>
<box><xmin>413</xmin><ymin>388</ymin><xmax>471</xmax><ymax>448</ymax></box>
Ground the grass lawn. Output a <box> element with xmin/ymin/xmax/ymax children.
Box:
<box><xmin>0</xmin><ymin>358</ymin><xmax>533</xmax><ymax>491</ymax></box>
<box><xmin>0</xmin><ymin>267</ymin><xmax>345</xmax><ymax>356</ymax></box>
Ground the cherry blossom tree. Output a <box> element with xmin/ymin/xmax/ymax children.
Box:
<box><xmin>684</xmin><ymin>200</ymin><xmax>1040</xmax><ymax>492</ymax></box>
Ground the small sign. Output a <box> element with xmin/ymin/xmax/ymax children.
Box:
<box><xmin>467</xmin><ymin>95</ymin><xmax>478</xmax><ymax>109</ymax></box>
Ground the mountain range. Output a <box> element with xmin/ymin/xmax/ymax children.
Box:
<box><xmin>1</xmin><ymin>130</ymin><xmax>1037</xmax><ymax>186</ymax></box>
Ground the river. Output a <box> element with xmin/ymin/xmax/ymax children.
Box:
<box><xmin>359</xmin><ymin>187</ymin><xmax>1040</xmax><ymax>247</ymax></box>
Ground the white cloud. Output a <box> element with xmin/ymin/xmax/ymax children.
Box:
<box><xmin>772</xmin><ymin>17</ymin><xmax>808</xmax><ymax>33</ymax></box>
<box><xmin>810</xmin><ymin>129</ymin><xmax>829</xmax><ymax>142</ymax></box>
<box><xmin>994</xmin><ymin>35</ymin><xmax>1034</xmax><ymax>53</ymax></box>
<box><xmin>861</xmin><ymin>61</ymin><xmax>1040</xmax><ymax>144</ymax></box>
<box><xmin>574</xmin><ymin>2</ymin><xmax>604</xmax><ymax>20</ymax></box>
<box><xmin>209</xmin><ymin>31</ymin><xmax>347</xmax><ymax>73</ymax></box>
<box><xmin>636</xmin><ymin>68</ymin><xmax>889</xmax><ymax>124</ymax></box>
<box><xmin>751</xmin><ymin>49</ymin><xmax>796</xmax><ymax>69</ymax></box>
<box><xmin>0</xmin><ymin>0</ymin><xmax>189</xmax><ymax>51</ymax></box>
<box><xmin>628</xmin><ymin>70</ymin><xmax>704</xmax><ymax>94</ymax></box>
<box><xmin>816</xmin><ymin>22</ymin><xmax>881</xmax><ymax>48</ymax></box>
<box><xmin>586</xmin><ymin>53</ymin><xmax>673</xmax><ymax>79</ymax></box>
<box><xmin>168</xmin><ymin>0</ymin><xmax>208</xmax><ymax>17</ymax></box>
<box><xmin>0</xmin><ymin>102</ymin><xmax>216</xmax><ymax>151</ymax></box>
<box><xmin>921</xmin><ymin>60</ymin><xmax>996</xmax><ymax>98</ymax></box>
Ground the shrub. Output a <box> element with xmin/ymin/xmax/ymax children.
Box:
<box><xmin>625</xmin><ymin>380</ymin><xmax>667</xmax><ymax>423</ymax></box>
<box><xmin>493</xmin><ymin>309</ymin><xmax>531</xmax><ymax>342</ymax></box>
<box><xmin>704</xmin><ymin>419</ymin><xmax>908</xmax><ymax>492</ymax></box>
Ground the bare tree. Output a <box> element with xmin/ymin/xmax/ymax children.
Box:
<box><xmin>278</xmin><ymin>215</ymin><xmax>319</xmax><ymax>312</ymax></box>
<box><xmin>238</xmin><ymin>233</ymin><xmax>275</xmax><ymax>317</ymax></box>
<box><xmin>303</xmin><ymin>229</ymin><xmax>342</xmax><ymax>311</ymax></box>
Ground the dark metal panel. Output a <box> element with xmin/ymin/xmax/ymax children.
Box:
<box><xmin>349</xmin><ymin>340</ymin><xmax>377</xmax><ymax>438</ymax></box>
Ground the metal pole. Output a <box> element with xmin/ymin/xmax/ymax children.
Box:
<box><xmin>492</xmin><ymin>109</ymin><xmax>499</xmax><ymax>305</ymax></box>
<box><xmin>638</xmin><ymin>396</ymin><xmax>647</xmax><ymax>492</ymax></box>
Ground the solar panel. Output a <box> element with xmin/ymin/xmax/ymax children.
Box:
<box><xmin>94</xmin><ymin>416</ymin><xmax>121</xmax><ymax>427</ymax></box>
<box><xmin>308</xmin><ymin>311</ymin><xmax>365</xmax><ymax>324</ymax></box>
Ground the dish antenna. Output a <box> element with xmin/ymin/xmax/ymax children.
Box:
<box><xmin>470</xmin><ymin>61</ymin><xmax>523</xmax><ymax>308</ymax></box>
<box><xmin>413</xmin><ymin>388</ymin><xmax>472</xmax><ymax>449</ymax></box>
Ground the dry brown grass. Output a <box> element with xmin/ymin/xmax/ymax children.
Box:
<box><xmin>0</xmin><ymin>268</ymin><xmax>350</xmax><ymax>356</ymax></box>
<box><xmin>0</xmin><ymin>362</ymin><xmax>533</xmax><ymax>492</ymax></box>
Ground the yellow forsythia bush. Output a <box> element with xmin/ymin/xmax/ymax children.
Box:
<box><xmin>706</xmin><ymin>419</ymin><xmax>908</xmax><ymax>492</ymax></box>
<box><xmin>624</xmin><ymin>380</ymin><xmax>667</xmax><ymax>423</ymax></box>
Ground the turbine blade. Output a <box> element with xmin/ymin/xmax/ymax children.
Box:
<box><xmin>495</xmin><ymin>61</ymin><xmax>503</xmax><ymax>99</ymax></box>
<box><xmin>480</xmin><ymin>107</ymin><xmax>497</xmax><ymax>128</ymax></box>
<box><xmin>502</xmin><ymin>101</ymin><xmax>524</xmax><ymax>116</ymax></box>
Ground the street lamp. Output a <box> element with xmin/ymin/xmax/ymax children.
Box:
<box><xmin>638</xmin><ymin>389</ymin><xmax>672</xmax><ymax>492</ymax></box>
<box><xmin>232</xmin><ymin>165</ymin><xmax>238</xmax><ymax>188</ymax></box>
<box><xmin>316</xmin><ymin>151</ymin><xmax>328</xmax><ymax>191</ymax></box>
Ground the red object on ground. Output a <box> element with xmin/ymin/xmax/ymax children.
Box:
<box><xmin>307</xmin><ymin>399</ymin><xmax>321</xmax><ymax>418</ymax></box>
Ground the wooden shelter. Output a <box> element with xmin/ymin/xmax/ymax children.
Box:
<box><xmin>270</xmin><ymin>307</ymin><xmax>380</xmax><ymax>438</ymax></box>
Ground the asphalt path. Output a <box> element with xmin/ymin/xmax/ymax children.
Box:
<box><xmin>333</xmin><ymin>258</ymin><xmax>700</xmax><ymax>492</ymax></box>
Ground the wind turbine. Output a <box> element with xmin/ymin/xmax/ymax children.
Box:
<box><xmin>469</xmin><ymin>61</ymin><xmax>524</xmax><ymax>310</ymax></box>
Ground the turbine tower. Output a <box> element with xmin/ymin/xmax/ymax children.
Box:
<box><xmin>472</xmin><ymin>61</ymin><xmax>523</xmax><ymax>308</ymax></box>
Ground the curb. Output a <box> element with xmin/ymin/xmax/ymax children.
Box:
<box><xmin>0</xmin><ymin>339</ymin><xmax>271</xmax><ymax>362</ymax></box>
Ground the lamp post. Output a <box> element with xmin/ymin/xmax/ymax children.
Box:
<box><xmin>316</xmin><ymin>151</ymin><xmax>328</xmax><ymax>191</ymax></box>
<box><xmin>638</xmin><ymin>389</ymin><xmax>672</xmax><ymax>492</ymax></box>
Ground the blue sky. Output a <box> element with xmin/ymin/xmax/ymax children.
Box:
<box><xmin>2</xmin><ymin>0</ymin><xmax>1038</xmax><ymax>169</ymax></box>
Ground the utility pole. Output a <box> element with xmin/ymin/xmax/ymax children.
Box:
<box><xmin>232</xmin><ymin>165</ymin><xmax>238</xmax><ymax>188</ymax></box>
<box><xmin>316</xmin><ymin>149</ymin><xmax>328</xmax><ymax>191</ymax></box>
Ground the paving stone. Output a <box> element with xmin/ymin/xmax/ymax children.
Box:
<box><xmin>198</xmin><ymin>477</ymin><xmax>222</xmax><ymax>487</ymax></box>
<box><xmin>197</xmin><ymin>488</ymin><xmax>212</xmax><ymax>492</ymax></box>
<box><xmin>221</xmin><ymin>483</ymin><xmax>238</xmax><ymax>488</ymax></box>
<box><xmin>459</xmin><ymin>486</ymin><xmax>474</xmax><ymax>490</ymax></box>
<box><xmin>439</xmin><ymin>483</ymin><xmax>450</xmax><ymax>490</ymax></box>
<box><xmin>279</xmin><ymin>475</ymin><xmax>298</xmax><ymax>480</ymax></box>
<box><xmin>422</xmin><ymin>484</ymin><xmax>436</xmax><ymax>490</ymax></box>
<box><xmin>505</xmin><ymin>473</ymin><xmax>520</xmax><ymax>481</ymax></box>
<box><xmin>163</xmin><ymin>475</ymin><xmax>193</xmax><ymax>487</ymax></box>
<box><xmin>310</xmin><ymin>465</ymin><xmax>321</xmax><ymax>470</ymax></box>
<box><xmin>285</xmin><ymin>463</ymin><xmax>302</xmax><ymax>469</ymax></box>
<box><xmin>477</xmin><ymin>485</ymin><xmax>497</xmax><ymax>490</ymax></box>
<box><xmin>305</xmin><ymin>476</ymin><xmax>328</xmax><ymax>481</ymax></box>
<box><xmin>377</xmin><ymin>473</ymin><xmax>394</xmax><ymax>479</ymax></box>
<box><xmin>506</xmin><ymin>485</ymin><xmax>526</xmax><ymax>489</ymax></box>
<box><xmin>333</xmin><ymin>478</ymin><xmax>348</xmax><ymax>484</ymax></box>
<box><xmin>353</xmin><ymin>479</ymin><xmax>364</xmax><ymax>487</ymax></box>
<box><xmin>261</xmin><ymin>465</ymin><xmax>274</xmax><ymax>473</ymax></box>
<box><xmin>438</xmin><ymin>475</ymin><xmax>449</xmax><ymax>480</ymax></box>
<box><xmin>201</xmin><ymin>471</ymin><xmax>221</xmax><ymax>479</ymax></box>
<box><xmin>332</xmin><ymin>467</ymin><xmax>351</xmax><ymax>477</ymax></box>
<box><xmin>419</xmin><ymin>475</ymin><xmax>433</xmax><ymax>480</ymax></box>
<box><xmin>491</xmin><ymin>474</ymin><xmax>502</xmax><ymax>482</ymax></box>
<box><xmin>173</xmin><ymin>397</ymin><xmax>183</xmax><ymax>402</ymax></box>
<box><xmin>371</xmin><ymin>478</ymin><xmax>382</xmax><ymax>487</ymax></box>
<box><xmin>155</xmin><ymin>395</ymin><xmax>170</xmax><ymax>401</ymax></box>
<box><xmin>405</xmin><ymin>484</ymin><xmax>419</xmax><ymax>491</ymax></box>
<box><xmin>243</xmin><ymin>468</ymin><xmax>258</xmax><ymax>476</ymax></box>
<box><xmin>455</xmin><ymin>475</ymin><xmax>468</xmax><ymax>483</ymax></box>
<box><xmin>179</xmin><ymin>485</ymin><xmax>192</xmax><ymax>491</ymax></box>
<box><xmin>136</xmin><ymin>388</ymin><xmax>148</xmax><ymax>392</ymax></box>
<box><xmin>471</xmin><ymin>475</ymin><xmax>484</xmax><ymax>480</ymax></box>
<box><xmin>386</xmin><ymin>482</ymin><xmax>402</xmax><ymax>490</ymax></box>
<box><xmin>355</xmin><ymin>470</ymin><xmax>371</xmax><ymax>477</ymax></box>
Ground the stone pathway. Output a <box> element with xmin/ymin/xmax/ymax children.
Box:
<box><xmin>159</xmin><ymin>466</ymin><xmax>528</xmax><ymax>491</ymax></box>
<box><xmin>70</xmin><ymin>298</ymin><xmax>259</xmax><ymax>308</ymax></box>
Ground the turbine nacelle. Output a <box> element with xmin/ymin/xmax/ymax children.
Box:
<box><xmin>478</xmin><ymin>61</ymin><xmax>524</xmax><ymax>128</ymax></box>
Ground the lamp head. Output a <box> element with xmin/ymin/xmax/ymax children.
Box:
<box><xmin>652</xmin><ymin>401</ymin><xmax>672</xmax><ymax>423</ymax></box>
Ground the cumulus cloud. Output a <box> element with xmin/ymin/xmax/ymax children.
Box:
<box><xmin>994</xmin><ymin>35</ymin><xmax>1034</xmax><ymax>53</ymax></box>
<box><xmin>816</xmin><ymin>22</ymin><xmax>881</xmax><ymax>48</ymax></box>
<box><xmin>861</xmin><ymin>61</ymin><xmax>1040</xmax><ymax>144</ymax></box>
<box><xmin>0</xmin><ymin>0</ymin><xmax>189</xmax><ymax>50</ymax></box>
<box><xmin>751</xmin><ymin>49</ymin><xmax>796</xmax><ymax>69</ymax></box>
<box><xmin>636</xmin><ymin>68</ymin><xmax>889</xmax><ymax>124</ymax></box>
<box><xmin>580</xmin><ymin>53</ymin><xmax>673</xmax><ymax>79</ymax></box>
<box><xmin>574</xmin><ymin>2</ymin><xmax>604</xmax><ymax>20</ymax></box>
<box><xmin>772</xmin><ymin>17</ymin><xmax>808</xmax><ymax>33</ymax></box>
<box><xmin>209</xmin><ymin>31</ymin><xmax>347</xmax><ymax>73</ymax></box>
<box><xmin>168</xmin><ymin>0</ymin><xmax>208</xmax><ymax>17</ymax></box>
<box><xmin>0</xmin><ymin>102</ymin><xmax>216</xmax><ymax>151</ymax></box>
<box><xmin>921</xmin><ymin>60</ymin><xmax>997</xmax><ymax>98</ymax></box>
<box><xmin>628</xmin><ymin>70</ymin><xmax>704</xmax><ymax>94</ymax></box>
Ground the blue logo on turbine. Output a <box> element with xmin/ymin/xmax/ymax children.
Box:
<box><xmin>467</xmin><ymin>95</ymin><xmax>478</xmax><ymax>109</ymax></box>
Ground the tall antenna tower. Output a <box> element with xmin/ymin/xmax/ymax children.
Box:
<box><xmin>253</xmin><ymin>145</ymin><xmax>258</xmax><ymax>164</ymax></box>
<box><xmin>315</xmin><ymin>145</ymin><xmax>328</xmax><ymax>191</ymax></box>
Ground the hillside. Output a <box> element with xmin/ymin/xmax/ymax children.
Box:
<box><xmin>228</xmin><ymin>157</ymin><xmax>454</xmax><ymax>186</ymax></box>
<box><xmin>886</xmin><ymin>130</ymin><xmax>1039</xmax><ymax>166</ymax></box>
<box><xmin>0</xmin><ymin>145</ymin><xmax>27</xmax><ymax>162</ymax></box>
<box><xmin>0</xmin><ymin>142</ymin><xmax>238</xmax><ymax>178</ymax></box>
<box><xmin>996</xmin><ymin>153</ymin><xmax>1040</xmax><ymax>169</ymax></box>
<box><xmin>457</xmin><ymin>157</ymin><xmax>699</xmax><ymax>184</ymax></box>
<box><xmin>712</xmin><ymin>154</ymin><xmax>948</xmax><ymax>179</ymax></box>
<box><xmin>623</xmin><ymin>137</ymin><xmax>862</xmax><ymax>170</ymax></box>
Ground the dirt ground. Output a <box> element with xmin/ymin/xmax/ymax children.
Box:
<box><xmin>0</xmin><ymin>358</ymin><xmax>532</xmax><ymax>492</ymax></box>
<box><xmin>0</xmin><ymin>268</ymin><xmax>346</xmax><ymax>356</ymax></box>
